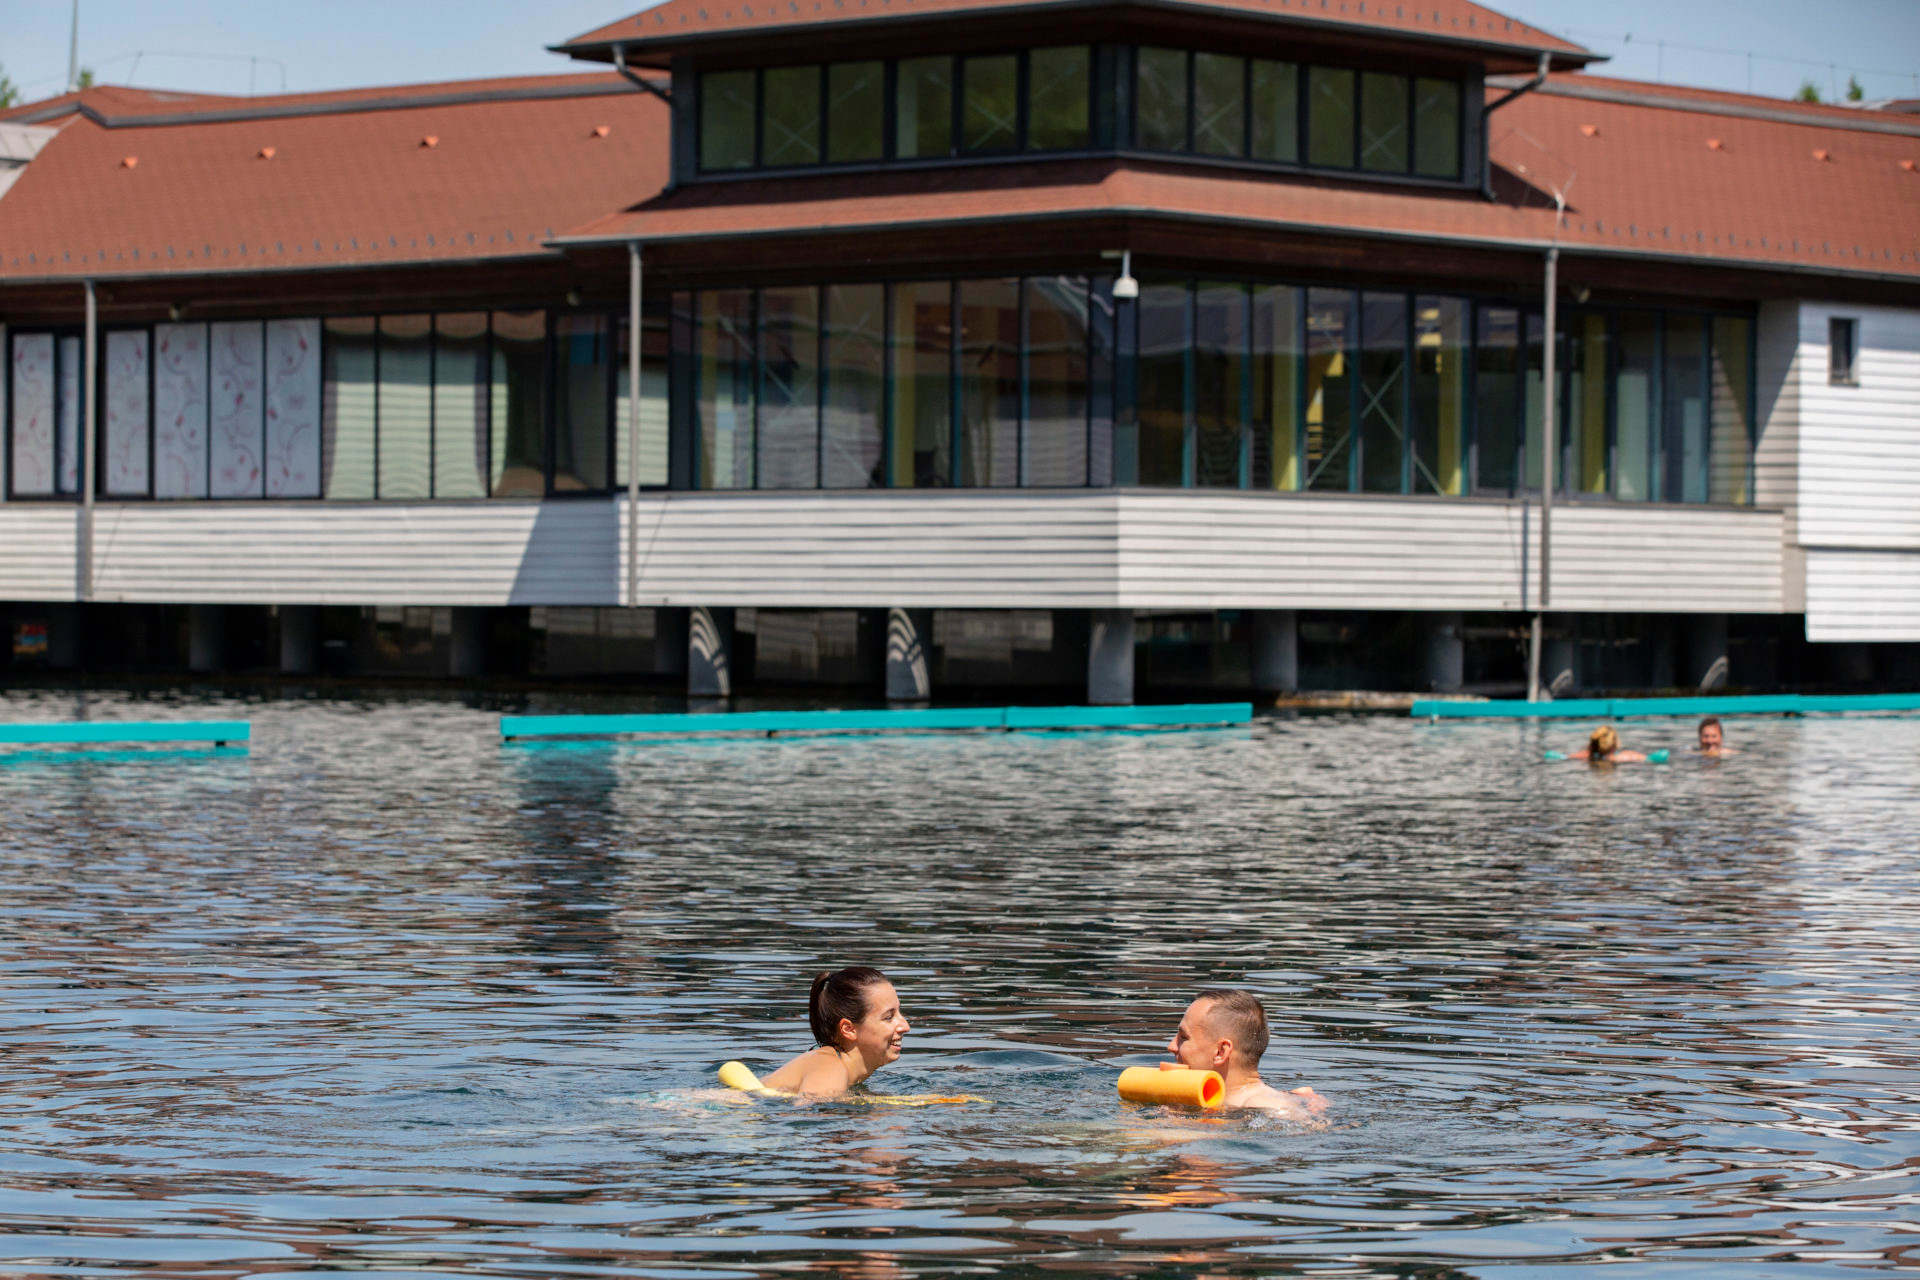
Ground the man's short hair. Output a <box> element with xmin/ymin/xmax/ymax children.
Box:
<box><xmin>1196</xmin><ymin>988</ymin><xmax>1269</xmax><ymax>1068</ymax></box>
<box><xmin>1698</xmin><ymin>716</ymin><xmax>1722</xmax><ymax>734</ymax></box>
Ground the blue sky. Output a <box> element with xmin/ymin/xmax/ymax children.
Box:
<box><xmin>5</xmin><ymin>0</ymin><xmax>1919</xmax><ymax>104</ymax></box>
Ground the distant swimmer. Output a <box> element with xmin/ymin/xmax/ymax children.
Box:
<box><xmin>757</xmin><ymin>966</ymin><xmax>908</xmax><ymax>1098</ymax></box>
<box><xmin>1563</xmin><ymin>725</ymin><xmax>1650</xmax><ymax>764</ymax></box>
<box><xmin>1697</xmin><ymin>716</ymin><xmax>1733</xmax><ymax>756</ymax></box>
<box><xmin>1164</xmin><ymin>989</ymin><xmax>1326</xmax><ymax>1120</ymax></box>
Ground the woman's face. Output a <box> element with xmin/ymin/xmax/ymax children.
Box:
<box><xmin>842</xmin><ymin>981</ymin><xmax>909</xmax><ymax>1067</ymax></box>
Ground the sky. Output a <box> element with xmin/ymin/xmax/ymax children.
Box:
<box><xmin>3</xmin><ymin>0</ymin><xmax>1919</xmax><ymax>105</ymax></box>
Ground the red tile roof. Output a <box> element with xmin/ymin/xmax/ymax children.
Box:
<box><xmin>0</xmin><ymin>75</ymin><xmax>668</xmax><ymax>282</ymax></box>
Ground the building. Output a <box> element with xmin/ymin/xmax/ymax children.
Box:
<box><xmin>2</xmin><ymin>0</ymin><xmax>1917</xmax><ymax>700</ymax></box>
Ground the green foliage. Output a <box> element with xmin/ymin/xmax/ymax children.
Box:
<box><xmin>77</xmin><ymin>68</ymin><xmax>95</xmax><ymax>91</ymax></box>
<box><xmin>1846</xmin><ymin>75</ymin><xmax>1864</xmax><ymax>102</ymax></box>
<box><xmin>1795</xmin><ymin>80</ymin><xmax>1823</xmax><ymax>104</ymax></box>
<box><xmin>0</xmin><ymin>64</ymin><xmax>19</xmax><ymax>108</ymax></box>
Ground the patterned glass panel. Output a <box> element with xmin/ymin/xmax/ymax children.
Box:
<box><xmin>208</xmin><ymin>321</ymin><xmax>264</xmax><ymax>497</ymax></box>
<box><xmin>264</xmin><ymin>319</ymin><xmax>321</xmax><ymax>497</ymax></box>
<box><xmin>56</xmin><ymin>336</ymin><xmax>80</xmax><ymax>494</ymax></box>
<box><xmin>104</xmin><ymin>330</ymin><xmax>151</xmax><ymax>496</ymax></box>
<box><xmin>9</xmin><ymin>333</ymin><xmax>54</xmax><ymax>496</ymax></box>
<box><xmin>153</xmin><ymin>323</ymin><xmax>209</xmax><ymax>498</ymax></box>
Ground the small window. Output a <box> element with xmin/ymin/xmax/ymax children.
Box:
<box><xmin>1027</xmin><ymin>47</ymin><xmax>1091</xmax><ymax>151</ymax></box>
<box><xmin>960</xmin><ymin>54</ymin><xmax>1019</xmax><ymax>153</ymax></box>
<box><xmin>762</xmin><ymin>66</ymin><xmax>821</xmax><ymax>167</ymax></box>
<box><xmin>896</xmin><ymin>57</ymin><xmax>954</xmax><ymax>159</ymax></box>
<box><xmin>699</xmin><ymin>70</ymin><xmax>756</xmax><ymax>171</ymax></box>
<box><xmin>1829</xmin><ymin>317</ymin><xmax>1858</xmax><ymax>385</ymax></box>
<box><xmin>827</xmin><ymin>62</ymin><xmax>885</xmax><ymax>163</ymax></box>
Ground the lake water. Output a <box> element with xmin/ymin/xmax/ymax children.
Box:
<box><xmin>3</xmin><ymin>689</ymin><xmax>1917</xmax><ymax>1276</ymax></box>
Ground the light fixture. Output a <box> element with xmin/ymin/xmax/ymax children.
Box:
<box><xmin>564</xmin><ymin>288</ymin><xmax>583</xmax><ymax>307</ymax></box>
<box><xmin>167</xmin><ymin>302</ymin><xmax>187</xmax><ymax>321</ymax></box>
<box><xmin>1112</xmin><ymin>249</ymin><xmax>1139</xmax><ymax>301</ymax></box>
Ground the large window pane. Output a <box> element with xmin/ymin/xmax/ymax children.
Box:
<box><xmin>1026</xmin><ymin>276</ymin><xmax>1089</xmax><ymax>486</ymax></box>
<box><xmin>7</xmin><ymin>333</ymin><xmax>55</xmax><ymax>496</ymax></box>
<box><xmin>1249</xmin><ymin>59</ymin><xmax>1298</xmax><ymax>163</ymax></box>
<box><xmin>700</xmin><ymin>70</ymin><xmax>755</xmax><ymax>171</ymax></box>
<box><xmin>1614</xmin><ymin>311</ymin><xmax>1658</xmax><ymax>501</ymax></box>
<box><xmin>958</xmin><ymin>278</ymin><xmax>1020</xmax><ymax>485</ymax></box>
<box><xmin>696</xmin><ymin>290</ymin><xmax>755</xmax><ymax>490</ymax></box>
<box><xmin>1194</xmin><ymin>281</ymin><xmax>1246</xmax><ymax>487</ymax></box>
<box><xmin>961</xmin><ymin>55</ymin><xmax>1017</xmax><ymax>153</ymax></box>
<box><xmin>763</xmin><ymin>65</ymin><xmax>821</xmax><ymax>167</ymax></box>
<box><xmin>378</xmin><ymin>315</ymin><xmax>432</xmax><ymax>500</ymax></box>
<box><xmin>615</xmin><ymin>304</ymin><xmax>670</xmax><ymax>488</ymax></box>
<box><xmin>154</xmin><ymin>323</ymin><xmax>209</xmax><ymax>498</ymax></box>
<box><xmin>827</xmin><ymin>61</ymin><xmax>884</xmax><ymax>163</ymax></box>
<box><xmin>1136</xmin><ymin>47</ymin><xmax>1188</xmax><ymax>151</ymax></box>
<box><xmin>1524</xmin><ymin>312</ymin><xmax>1545</xmax><ymax>491</ymax></box>
<box><xmin>322</xmin><ymin>318</ymin><xmax>376</xmax><ymax>500</ymax></box>
<box><xmin>1567</xmin><ymin>313</ymin><xmax>1608</xmax><ymax>495</ymax></box>
<box><xmin>1028</xmin><ymin>47</ymin><xmax>1091</xmax><ymax>151</ymax></box>
<box><xmin>208</xmin><ymin>323</ymin><xmax>261</xmax><ymax>498</ymax></box>
<box><xmin>103</xmin><ymin>330</ymin><xmax>151</xmax><ymax>497</ymax></box>
<box><xmin>1305</xmin><ymin>289</ymin><xmax>1354</xmax><ymax>490</ymax></box>
<box><xmin>1665</xmin><ymin>314</ymin><xmax>1709</xmax><ymax>503</ymax></box>
<box><xmin>823</xmin><ymin>283</ymin><xmax>884</xmax><ymax>487</ymax></box>
<box><xmin>1710</xmin><ymin>316</ymin><xmax>1753</xmax><ymax>504</ymax></box>
<box><xmin>1359</xmin><ymin>292</ymin><xmax>1407</xmax><ymax>492</ymax></box>
<box><xmin>896</xmin><ymin>57</ymin><xmax>953</xmax><ymax>159</ymax></box>
<box><xmin>1252</xmin><ymin>284</ymin><xmax>1300</xmax><ymax>489</ymax></box>
<box><xmin>889</xmin><ymin>281</ymin><xmax>952</xmax><ymax>487</ymax></box>
<box><xmin>1359</xmin><ymin>72</ymin><xmax>1409</xmax><ymax>173</ymax></box>
<box><xmin>1414</xmin><ymin>77</ymin><xmax>1461</xmax><ymax>178</ymax></box>
<box><xmin>555</xmin><ymin>313</ymin><xmax>610</xmax><ymax>492</ymax></box>
<box><xmin>759</xmin><ymin>286</ymin><xmax>819</xmax><ymax>488</ymax></box>
<box><xmin>490</xmin><ymin>310</ymin><xmax>547</xmax><ymax>498</ymax></box>
<box><xmin>1412</xmin><ymin>296</ymin><xmax>1466</xmax><ymax>495</ymax></box>
<box><xmin>434</xmin><ymin>313</ymin><xmax>488</xmax><ymax>500</ymax></box>
<box><xmin>1138</xmin><ymin>282</ymin><xmax>1189</xmax><ymax>486</ymax></box>
<box><xmin>1473</xmin><ymin>305</ymin><xmax>1520</xmax><ymax>493</ymax></box>
<box><xmin>1194</xmin><ymin>53</ymin><xmax>1246</xmax><ymax>157</ymax></box>
<box><xmin>1307</xmin><ymin>67</ymin><xmax>1355</xmax><ymax>167</ymax></box>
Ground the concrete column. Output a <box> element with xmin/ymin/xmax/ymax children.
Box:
<box><xmin>279</xmin><ymin>606</ymin><xmax>320</xmax><ymax>675</ymax></box>
<box><xmin>1249</xmin><ymin>609</ymin><xmax>1299</xmax><ymax>696</ymax></box>
<box><xmin>1087</xmin><ymin>608</ymin><xmax>1135</xmax><ymax>706</ymax></box>
<box><xmin>884</xmin><ymin>607</ymin><xmax>932</xmax><ymax>702</ymax></box>
<box><xmin>188</xmin><ymin>605</ymin><xmax>226</xmax><ymax>674</ymax></box>
<box><xmin>1424</xmin><ymin>611</ymin><xmax>1465</xmax><ymax>694</ymax></box>
<box><xmin>449</xmin><ymin>607</ymin><xmax>488</xmax><ymax>679</ymax></box>
<box><xmin>1543</xmin><ymin>635</ymin><xmax>1577</xmax><ymax>698</ymax></box>
<box><xmin>688</xmin><ymin>606</ymin><xmax>735</xmax><ymax>698</ymax></box>
<box><xmin>1688</xmin><ymin>614</ymin><xmax>1729</xmax><ymax>692</ymax></box>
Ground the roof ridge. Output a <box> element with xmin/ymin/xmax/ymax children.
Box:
<box><xmin>1527</xmin><ymin>74</ymin><xmax>1920</xmax><ymax>139</ymax></box>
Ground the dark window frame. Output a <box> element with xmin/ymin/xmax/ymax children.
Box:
<box><xmin>1829</xmin><ymin>316</ymin><xmax>1859</xmax><ymax>386</ymax></box>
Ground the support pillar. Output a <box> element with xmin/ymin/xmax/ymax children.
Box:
<box><xmin>1087</xmin><ymin>608</ymin><xmax>1135</xmax><ymax>706</ymax></box>
<box><xmin>279</xmin><ymin>605</ymin><xmax>320</xmax><ymax>675</ymax></box>
<box><xmin>884</xmin><ymin>607</ymin><xmax>932</xmax><ymax>702</ymax></box>
<box><xmin>449</xmin><ymin>607</ymin><xmax>488</xmax><ymax>679</ymax></box>
<box><xmin>1688</xmin><ymin>614</ymin><xmax>1729</xmax><ymax>692</ymax></box>
<box><xmin>1424</xmin><ymin>611</ymin><xmax>1465</xmax><ymax>693</ymax></box>
<box><xmin>1250</xmin><ymin>609</ymin><xmax>1299</xmax><ymax>696</ymax></box>
<box><xmin>1544</xmin><ymin>634</ymin><xmax>1577</xmax><ymax>699</ymax></box>
<box><xmin>188</xmin><ymin>604</ymin><xmax>226</xmax><ymax>674</ymax></box>
<box><xmin>688</xmin><ymin>606</ymin><xmax>734</xmax><ymax>698</ymax></box>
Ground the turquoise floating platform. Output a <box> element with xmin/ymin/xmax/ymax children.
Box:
<box><xmin>0</xmin><ymin>720</ymin><xmax>250</xmax><ymax>747</ymax></box>
<box><xmin>500</xmin><ymin>703</ymin><xmax>1251</xmax><ymax>741</ymax></box>
<box><xmin>1410</xmin><ymin>694</ymin><xmax>1920</xmax><ymax>721</ymax></box>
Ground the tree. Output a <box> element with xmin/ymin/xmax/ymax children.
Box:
<box><xmin>1795</xmin><ymin>80</ymin><xmax>1823</xmax><ymax>103</ymax></box>
<box><xmin>76</xmin><ymin>67</ymin><xmax>95</xmax><ymax>91</ymax></box>
<box><xmin>1846</xmin><ymin>75</ymin><xmax>1864</xmax><ymax>102</ymax></box>
<box><xmin>0</xmin><ymin>64</ymin><xmax>19</xmax><ymax>108</ymax></box>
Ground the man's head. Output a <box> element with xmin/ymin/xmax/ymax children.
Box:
<box><xmin>1167</xmin><ymin>989</ymin><xmax>1270</xmax><ymax>1075</ymax></box>
<box><xmin>1698</xmin><ymin>717</ymin><xmax>1723</xmax><ymax>752</ymax></box>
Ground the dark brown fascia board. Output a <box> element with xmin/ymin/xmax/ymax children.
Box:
<box><xmin>1510</xmin><ymin>76</ymin><xmax>1920</xmax><ymax>140</ymax></box>
<box><xmin>0</xmin><ymin>250</ymin><xmax>565</xmax><ymax>291</ymax></box>
<box><xmin>552</xmin><ymin>0</ymin><xmax>1597</xmax><ymax>70</ymax></box>
<box><xmin>45</xmin><ymin>77</ymin><xmax>656</xmax><ymax>131</ymax></box>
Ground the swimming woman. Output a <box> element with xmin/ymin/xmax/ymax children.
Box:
<box><xmin>1565</xmin><ymin>725</ymin><xmax>1649</xmax><ymax>763</ymax></box>
<box><xmin>758</xmin><ymin>966</ymin><xmax>909</xmax><ymax>1098</ymax></box>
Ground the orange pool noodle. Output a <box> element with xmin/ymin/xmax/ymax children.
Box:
<box><xmin>1117</xmin><ymin>1066</ymin><xmax>1225</xmax><ymax>1109</ymax></box>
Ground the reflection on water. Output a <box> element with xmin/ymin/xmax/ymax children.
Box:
<box><xmin>2</xmin><ymin>690</ymin><xmax>1918</xmax><ymax>1275</ymax></box>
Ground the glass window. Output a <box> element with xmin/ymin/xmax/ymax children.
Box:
<box><xmin>1305</xmin><ymin>288</ymin><xmax>1355</xmax><ymax>490</ymax></box>
<box><xmin>1194</xmin><ymin>281</ymin><xmax>1247</xmax><ymax>487</ymax></box>
<box><xmin>489</xmin><ymin>310</ymin><xmax>547</xmax><ymax>498</ymax></box>
<box><xmin>757</xmin><ymin>286</ymin><xmax>819</xmax><ymax>489</ymax></box>
<box><xmin>1252</xmin><ymin>284</ymin><xmax>1300</xmax><ymax>489</ymax></box>
<box><xmin>1137</xmin><ymin>281</ymin><xmax>1189</xmax><ymax>486</ymax></box>
<box><xmin>376</xmin><ymin>315</ymin><xmax>431</xmax><ymax>500</ymax></box>
<box><xmin>1472</xmin><ymin>305</ymin><xmax>1520</xmax><ymax>493</ymax></box>
<box><xmin>154</xmin><ymin>323</ymin><xmax>209</xmax><ymax>499</ymax></box>
<box><xmin>1828</xmin><ymin>316</ymin><xmax>1857</xmax><ymax>384</ymax></box>
<box><xmin>1359</xmin><ymin>72</ymin><xmax>1409</xmax><ymax>173</ymax></box>
<box><xmin>1359</xmin><ymin>292</ymin><xmax>1407</xmax><ymax>492</ymax></box>
<box><xmin>700</xmin><ymin>70</ymin><xmax>756</xmax><ymax>171</ymax></box>
<box><xmin>695</xmin><ymin>291</ymin><xmax>755</xmax><ymax>490</ymax></box>
<box><xmin>1414</xmin><ymin>77</ymin><xmax>1460</xmax><ymax>178</ymax></box>
<box><xmin>1194</xmin><ymin>54</ymin><xmax>1246</xmax><ymax>157</ymax></box>
<box><xmin>1136</xmin><ymin>47</ymin><xmax>1188</xmax><ymax>152</ymax></box>
<box><xmin>1088</xmin><ymin>279</ymin><xmax>1117</xmax><ymax>487</ymax></box>
<box><xmin>823</xmin><ymin>283</ymin><xmax>884</xmax><ymax>487</ymax></box>
<box><xmin>555</xmin><ymin>313</ymin><xmax>611</xmax><ymax>492</ymax></box>
<box><xmin>961</xmin><ymin>55</ymin><xmax>1018</xmax><ymax>153</ymax></box>
<box><xmin>896</xmin><ymin>57</ymin><xmax>953</xmax><ymax>159</ymax></box>
<box><xmin>1567</xmin><ymin>313</ymin><xmax>1609</xmax><ymax>495</ymax></box>
<box><xmin>827</xmin><ymin>61</ymin><xmax>884</xmax><ymax>163</ymax></box>
<box><xmin>889</xmin><ymin>281</ymin><xmax>952</xmax><ymax>487</ymax></box>
<box><xmin>322</xmin><ymin>318</ymin><xmax>376</xmax><ymax>500</ymax></box>
<box><xmin>434</xmin><ymin>313</ymin><xmax>488</xmax><ymax>500</ymax></box>
<box><xmin>1025</xmin><ymin>276</ymin><xmax>1089</xmax><ymax>486</ymax></box>
<box><xmin>1249</xmin><ymin>59</ymin><xmax>1298</xmax><ymax>163</ymax></box>
<box><xmin>1028</xmin><ymin>47</ymin><xmax>1091</xmax><ymax>151</ymax></box>
<box><xmin>1412</xmin><ymin>296</ymin><xmax>1466</xmax><ymax>495</ymax></box>
<box><xmin>616</xmin><ymin>304</ymin><xmax>671</xmax><ymax>488</ymax></box>
<box><xmin>208</xmin><ymin>323</ymin><xmax>260</xmax><ymax>498</ymax></box>
<box><xmin>8</xmin><ymin>333</ymin><xmax>58</xmax><ymax>496</ymax></box>
<box><xmin>958</xmin><ymin>278</ymin><xmax>1020</xmax><ymax>485</ymax></box>
<box><xmin>1524</xmin><ymin>312</ymin><xmax>1545</xmax><ymax>491</ymax></box>
<box><xmin>1307</xmin><ymin>67</ymin><xmax>1355</xmax><ymax>168</ymax></box>
<box><xmin>763</xmin><ymin>65</ymin><xmax>821</xmax><ymax>167</ymax></box>
<box><xmin>1710</xmin><ymin>316</ymin><xmax>1753</xmax><ymax>504</ymax></box>
<box><xmin>1664</xmin><ymin>315</ymin><xmax>1709</xmax><ymax>504</ymax></box>
<box><xmin>1614</xmin><ymin>311</ymin><xmax>1658</xmax><ymax>501</ymax></box>
<box><xmin>103</xmin><ymin>330</ymin><xmax>151</xmax><ymax>497</ymax></box>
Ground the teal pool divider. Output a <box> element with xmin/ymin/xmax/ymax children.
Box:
<box><xmin>1411</xmin><ymin>694</ymin><xmax>1920</xmax><ymax>721</ymax></box>
<box><xmin>0</xmin><ymin>720</ymin><xmax>250</xmax><ymax>746</ymax></box>
<box><xmin>500</xmin><ymin>703</ymin><xmax>1251</xmax><ymax>741</ymax></box>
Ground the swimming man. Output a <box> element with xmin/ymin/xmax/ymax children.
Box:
<box><xmin>1697</xmin><ymin>716</ymin><xmax>1731</xmax><ymax>755</ymax></box>
<box><xmin>1164</xmin><ymin>988</ymin><xmax>1327</xmax><ymax>1119</ymax></box>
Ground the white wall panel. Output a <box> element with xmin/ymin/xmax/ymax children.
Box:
<box><xmin>1795</xmin><ymin>302</ymin><xmax>1920</xmax><ymax>551</ymax></box>
<box><xmin>103</xmin><ymin>330</ymin><xmax>151</xmax><ymax>496</ymax></box>
<box><xmin>1806</xmin><ymin>549</ymin><xmax>1920</xmax><ymax>642</ymax></box>
<box><xmin>8</xmin><ymin>332</ymin><xmax>54</xmax><ymax>496</ymax></box>
<box><xmin>208</xmin><ymin>321</ymin><xmax>263</xmax><ymax>498</ymax></box>
<box><xmin>0</xmin><ymin>508</ymin><xmax>76</xmax><ymax>600</ymax></box>
<box><xmin>153</xmin><ymin>323</ymin><xmax>209</xmax><ymax>499</ymax></box>
<box><xmin>264</xmin><ymin>319</ymin><xmax>321</xmax><ymax>498</ymax></box>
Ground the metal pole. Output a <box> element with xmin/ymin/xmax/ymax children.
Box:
<box><xmin>1527</xmin><ymin>246</ymin><xmax>1558</xmax><ymax>701</ymax></box>
<box><xmin>626</xmin><ymin>241</ymin><xmax>643</xmax><ymax>611</ymax></box>
<box><xmin>79</xmin><ymin>278</ymin><xmax>97</xmax><ymax>602</ymax></box>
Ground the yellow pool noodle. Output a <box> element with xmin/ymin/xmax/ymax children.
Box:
<box><xmin>718</xmin><ymin>1060</ymin><xmax>788</xmax><ymax>1097</ymax></box>
<box><xmin>1117</xmin><ymin>1066</ymin><xmax>1225</xmax><ymax>1109</ymax></box>
<box><xmin>717</xmin><ymin>1060</ymin><xmax>986</xmax><ymax>1106</ymax></box>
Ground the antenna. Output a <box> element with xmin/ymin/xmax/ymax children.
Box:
<box><xmin>66</xmin><ymin>0</ymin><xmax>80</xmax><ymax>92</ymax></box>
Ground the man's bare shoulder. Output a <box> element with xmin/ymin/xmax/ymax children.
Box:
<box><xmin>1227</xmin><ymin>1080</ymin><xmax>1328</xmax><ymax>1121</ymax></box>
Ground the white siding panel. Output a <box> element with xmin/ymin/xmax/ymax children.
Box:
<box><xmin>1796</xmin><ymin>303</ymin><xmax>1920</xmax><ymax>551</ymax></box>
<box><xmin>1805</xmin><ymin>548</ymin><xmax>1920</xmax><ymax>642</ymax></box>
<box><xmin>0</xmin><ymin>507</ymin><xmax>77</xmax><ymax>600</ymax></box>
